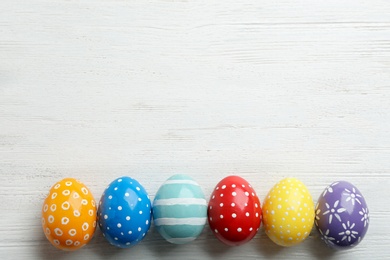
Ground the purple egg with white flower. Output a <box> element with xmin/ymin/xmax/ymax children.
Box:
<box><xmin>315</xmin><ymin>181</ymin><xmax>369</xmax><ymax>249</ymax></box>
<box><xmin>97</xmin><ymin>177</ymin><xmax>152</xmax><ymax>248</ymax></box>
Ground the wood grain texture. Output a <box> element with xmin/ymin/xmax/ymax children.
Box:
<box><xmin>1</xmin><ymin>0</ymin><xmax>390</xmax><ymax>259</ymax></box>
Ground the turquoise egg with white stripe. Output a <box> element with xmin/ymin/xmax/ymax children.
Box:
<box><xmin>153</xmin><ymin>174</ymin><xmax>207</xmax><ymax>244</ymax></box>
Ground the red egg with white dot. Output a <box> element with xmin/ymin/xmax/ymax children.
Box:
<box><xmin>207</xmin><ymin>176</ymin><xmax>262</xmax><ymax>246</ymax></box>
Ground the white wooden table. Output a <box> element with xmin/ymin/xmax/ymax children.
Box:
<box><xmin>1</xmin><ymin>0</ymin><xmax>389</xmax><ymax>259</ymax></box>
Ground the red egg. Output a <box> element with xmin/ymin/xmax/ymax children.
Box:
<box><xmin>208</xmin><ymin>176</ymin><xmax>262</xmax><ymax>246</ymax></box>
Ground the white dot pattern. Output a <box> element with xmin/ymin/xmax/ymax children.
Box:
<box><xmin>97</xmin><ymin>176</ymin><xmax>152</xmax><ymax>248</ymax></box>
<box><xmin>207</xmin><ymin>176</ymin><xmax>262</xmax><ymax>246</ymax></box>
<box><xmin>262</xmin><ymin>178</ymin><xmax>314</xmax><ymax>247</ymax></box>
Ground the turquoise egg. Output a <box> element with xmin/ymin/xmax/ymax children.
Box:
<box><xmin>153</xmin><ymin>174</ymin><xmax>207</xmax><ymax>244</ymax></box>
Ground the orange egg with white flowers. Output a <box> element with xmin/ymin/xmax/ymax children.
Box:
<box><xmin>41</xmin><ymin>178</ymin><xmax>97</xmax><ymax>251</ymax></box>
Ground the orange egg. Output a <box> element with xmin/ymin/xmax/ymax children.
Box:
<box><xmin>42</xmin><ymin>178</ymin><xmax>97</xmax><ymax>251</ymax></box>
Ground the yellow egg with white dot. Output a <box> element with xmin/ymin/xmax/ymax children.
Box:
<box><xmin>262</xmin><ymin>178</ymin><xmax>314</xmax><ymax>247</ymax></box>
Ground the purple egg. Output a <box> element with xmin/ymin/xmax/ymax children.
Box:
<box><xmin>315</xmin><ymin>181</ymin><xmax>369</xmax><ymax>249</ymax></box>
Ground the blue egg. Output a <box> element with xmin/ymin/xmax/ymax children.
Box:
<box><xmin>98</xmin><ymin>177</ymin><xmax>152</xmax><ymax>248</ymax></box>
<box><xmin>153</xmin><ymin>174</ymin><xmax>207</xmax><ymax>244</ymax></box>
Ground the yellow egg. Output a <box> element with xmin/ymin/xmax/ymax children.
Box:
<box><xmin>42</xmin><ymin>178</ymin><xmax>97</xmax><ymax>251</ymax></box>
<box><xmin>262</xmin><ymin>178</ymin><xmax>314</xmax><ymax>247</ymax></box>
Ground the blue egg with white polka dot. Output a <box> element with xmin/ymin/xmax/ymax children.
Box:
<box><xmin>153</xmin><ymin>174</ymin><xmax>207</xmax><ymax>244</ymax></box>
<box><xmin>97</xmin><ymin>177</ymin><xmax>152</xmax><ymax>248</ymax></box>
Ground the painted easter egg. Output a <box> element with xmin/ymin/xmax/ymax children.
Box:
<box><xmin>315</xmin><ymin>181</ymin><xmax>369</xmax><ymax>249</ymax></box>
<box><xmin>262</xmin><ymin>178</ymin><xmax>314</xmax><ymax>247</ymax></box>
<box><xmin>153</xmin><ymin>174</ymin><xmax>207</xmax><ymax>244</ymax></box>
<box><xmin>41</xmin><ymin>178</ymin><xmax>97</xmax><ymax>251</ymax></box>
<box><xmin>208</xmin><ymin>176</ymin><xmax>262</xmax><ymax>246</ymax></box>
<box><xmin>97</xmin><ymin>177</ymin><xmax>152</xmax><ymax>248</ymax></box>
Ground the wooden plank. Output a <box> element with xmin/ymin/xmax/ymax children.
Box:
<box><xmin>0</xmin><ymin>0</ymin><xmax>389</xmax><ymax>259</ymax></box>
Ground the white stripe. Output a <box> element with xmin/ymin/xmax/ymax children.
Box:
<box><xmin>153</xmin><ymin>198</ymin><xmax>207</xmax><ymax>206</ymax></box>
<box><xmin>166</xmin><ymin>237</ymin><xmax>197</xmax><ymax>244</ymax></box>
<box><xmin>163</xmin><ymin>180</ymin><xmax>199</xmax><ymax>186</ymax></box>
<box><xmin>154</xmin><ymin>217</ymin><xmax>207</xmax><ymax>226</ymax></box>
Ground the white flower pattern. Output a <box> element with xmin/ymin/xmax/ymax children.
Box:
<box><xmin>338</xmin><ymin>221</ymin><xmax>358</xmax><ymax>242</ymax></box>
<box><xmin>359</xmin><ymin>207</ymin><xmax>369</xmax><ymax>227</ymax></box>
<box><xmin>322</xmin><ymin>182</ymin><xmax>339</xmax><ymax>197</ymax></box>
<box><xmin>322</xmin><ymin>200</ymin><xmax>346</xmax><ymax>224</ymax></box>
<box><xmin>316</xmin><ymin>181</ymin><xmax>369</xmax><ymax>248</ymax></box>
<box><xmin>319</xmin><ymin>229</ymin><xmax>335</xmax><ymax>246</ymax></box>
<box><xmin>315</xmin><ymin>203</ymin><xmax>321</xmax><ymax>223</ymax></box>
<box><xmin>343</xmin><ymin>187</ymin><xmax>362</xmax><ymax>205</ymax></box>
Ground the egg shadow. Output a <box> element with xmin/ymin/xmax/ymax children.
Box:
<box><xmin>254</xmin><ymin>229</ymin><xmax>287</xmax><ymax>258</ymax></box>
<box><xmin>255</xmin><ymin>227</ymin><xmax>340</xmax><ymax>260</ymax></box>
<box><xmin>92</xmin><ymin>223</ymin><xmax>188</xmax><ymax>259</ymax></box>
<box><xmin>142</xmin><ymin>228</ymin><xmax>183</xmax><ymax>258</ymax></box>
<box><xmin>306</xmin><ymin>232</ymin><xmax>339</xmax><ymax>259</ymax></box>
<box><xmin>202</xmin><ymin>234</ymin><xmax>234</xmax><ymax>257</ymax></box>
<box><xmin>145</xmin><ymin>224</ymin><xmax>234</xmax><ymax>258</ymax></box>
<box><xmin>253</xmin><ymin>226</ymin><xmax>339</xmax><ymax>259</ymax></box>
<box><xmin>37</xmin><ymin>225</ymin><xmax>132</xmax><ymax>260</ymax></box>
<box><xmin>90</xmin><ymin>227</ymin><xmax>134</xmax><ymax>259</ymax></box>
<box><xmin>148</xmin><ymin>238</ymin><xmax>189</xmax><ymax>258</ymax></box>
<box><xmin>36</xmin><ymin>231</ymin><xmax>80</xmax><ymax>260</ymax></box>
